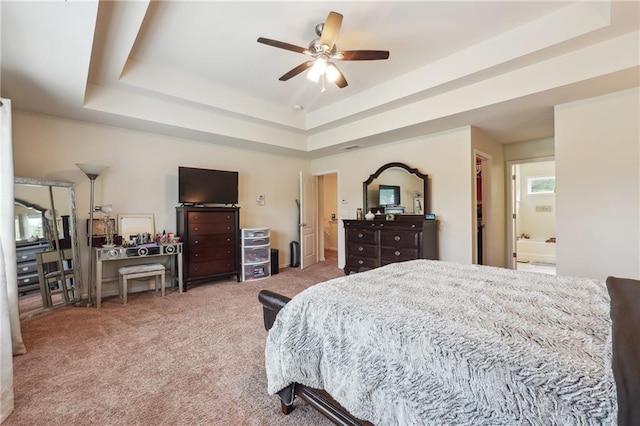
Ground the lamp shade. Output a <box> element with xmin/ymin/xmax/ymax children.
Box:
<box><xmin>95</xmin><ymin>204</ymin><xmax>113</xmax><ymax>214</ymax></box>
<box><xmin>76</xmin><ymin>163</ymin><xmax>108</xmax><ymax>179</ymax></box>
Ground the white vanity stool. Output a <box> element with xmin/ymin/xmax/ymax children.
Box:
<box><xmin>118</xmin><ymin>263</ymin><xmax>165</xmax><ymax>304</ymax></box>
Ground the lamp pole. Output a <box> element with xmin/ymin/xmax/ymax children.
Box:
<box><xmin>76</xmin><ymin>164</ymin><xmax>108</xmax><ymax>307</ymax></box>
<box><xmin>87</xmin><ymin>175</ymin><xmax>96</xmax><ymax>307</ymax></box>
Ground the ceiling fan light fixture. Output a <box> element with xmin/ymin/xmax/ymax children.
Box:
<box><xmin>307</xmin><ymin>57</ymin><xmax>327</xmax><ymax>82</ymax></box>
<box><xmin>325</xmin><ymin>63</ymin><xmax>340</xmax><ymax>82</ymax></box>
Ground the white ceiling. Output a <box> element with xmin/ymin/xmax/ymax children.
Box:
<box><xmin>1</xmin><ymin>1</ymin><xmax>639</xmax><ymax>158</ymax></box>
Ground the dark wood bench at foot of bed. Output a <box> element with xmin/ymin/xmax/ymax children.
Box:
<box><xmin>258</xmin><ymin>290</ymin><xmax>373</xmax><ymax>426</ymax></box>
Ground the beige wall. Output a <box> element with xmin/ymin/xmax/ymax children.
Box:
<box><xmin>504</xmin><ymin>137</ymin><xmax>554</xmax><ymax>162</ymax></box>
<box><xmin>311</xmin><ymin>127</ymin><xmax>474</xmax><ymax>266</ymax></box>
<box><xmin>555</xmin><ymin>87</ymin><xmax>640</xmax><ymax>279</ymax></box>
<box><xmin>12</xmin><ymin>87</ymin><xmax>640</xmax><ymax>283</ymax></box>
<box><xmin>12</xmin><ymin>112</ymin><xmax>309</xmax><ymax>295</ymax></box>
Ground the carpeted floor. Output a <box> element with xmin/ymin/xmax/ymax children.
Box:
<box><xmin>6</xmin><ymin>261</ymin><xmax>343</xmax><ymax>425</ymax></box>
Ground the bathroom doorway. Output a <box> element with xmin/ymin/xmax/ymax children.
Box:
<box><xmin>509</xmin><ymin>158</ymin><xmax>556</xmax><ymax>275</ymax></box>
<box><xmin>317</xmin><ymin>172</ymin><xmax>338</xmax><ymax>265</ymax></box>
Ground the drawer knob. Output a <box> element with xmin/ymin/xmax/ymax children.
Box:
<box><xmin>395</xmin><ymin>251</ymin><xmax>401</xmax><ymax>256</ymax></box>
<box><xmin>195</xmin><ymin>240</ymin><xmax>199</xmax><ymax>244</ymax></box>
<box><xmin>394</xmin><ymin>235</ymin><xmax>401</xmax><ymax>241</ymax></box>
<box><xmin>20</xmin><ymin>255</ymin><xmax>27</xmax><ymax>260</ymax></box>
<box><xmin>358</xmin><ymin>246</ymin><xmax>363</xmax><ymax>251</ymax></box>
<box><xmin>24</xmin><ymin>278</ymin><xmax>30</xmax><ymax>283</ymax></box>
<box><xmin>358</xmin><ymin>233</ymin><xmax>363</xmax><ymax>238</ymax></box>
<box><xmin>194</xmin><ymin>253</ymin><xmax>199</xmax><ymax>257</ymax></box>
<box><xmin>358</xmin><ymin>260</ymin><xmax>364</xmax><ymax>265</ymax></box>
<box><xmin>22</xmin><ymin>266</ymin><xmax>28</xmax><ymax>271</ymax></box>
<box><xmin>411</xmin><ymin>224</ymin><xmax>416</xmax><ymax>228</ymax></box>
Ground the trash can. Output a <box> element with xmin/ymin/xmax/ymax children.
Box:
<box><xmin>271</xmin><ymin>248</ymin><xmax>279</xmax><ymax>274</ymax></box>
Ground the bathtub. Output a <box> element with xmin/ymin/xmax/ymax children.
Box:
<box><xmin>516</xmin><ymin>238</ymin><xmax>556</xmax><ymax>264</ymax></box>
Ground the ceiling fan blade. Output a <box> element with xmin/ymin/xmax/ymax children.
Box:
<box><xmin>320</xmin><ymin>11</ymin><xmax>343</xmax><ymax>50</ymax></box>
<box><xmin>279</xmin><ymin>62</ymin><xmax>313</xmax><ymax>81</ymax></box>
<box><xmin>331</xmin><ymin>64</ymin><xmax>348</xmax><ymax>88</ymax></box>
<box><xmin>338</xmin><ymin>50</ymin><xmax>390</xmax><ymax>61</ymax></box>
<box><xmin>257</xmin><ymin>37</ymin><xmax>308</xmax><ymax>55</ymax></box>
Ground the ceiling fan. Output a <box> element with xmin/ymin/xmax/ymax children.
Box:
<box><xmin>257</xmin><ymin>11</ymin><xmax>390</xmax><ymax>89</ymax></box>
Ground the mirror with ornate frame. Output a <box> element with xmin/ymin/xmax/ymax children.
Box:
<box><xmin>363</xmin><ymin>162</ymin><xmax>429</xmax><ymax>215</ymax></box>
<box><xmin>14</xmin><ymin>177</ymin><xmax>82</xmax><ymax>318</ymax></box>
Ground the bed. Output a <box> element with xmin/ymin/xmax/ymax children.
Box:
<box><xmin>258</xmin><ymin>259</ymin><xmax>640</xmax><ymax>425</ymax></box>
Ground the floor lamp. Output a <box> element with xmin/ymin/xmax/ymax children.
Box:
<box><xmin>76</xmin><ymin>163</ymin><xmax>108</xmax><ymax>307</ymax></box>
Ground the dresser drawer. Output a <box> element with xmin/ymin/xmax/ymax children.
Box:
<box><xmin>188</xmin><ymin>212</ymin><xmax>236</xmax><ymax>224</ymax></box>
<box><xmin>348</xmin><ymin>243</ymin><xmax>377</xmax><ymax>258</ymax></box>
<box><xmin>188</xmin><ymin>233</ymin><xmax>236</xmax><ymax>248</ymax></box>
<box><xmin>381</xmin><ymin>247</ymin><xmax>419</xmax><ymax>262</ymax></box>
<box><xmin>188</xmin><ymin>222</ymin><xmax>236</xmax><ymax>234</ymax></box>
<box><xmin>346</xmin><ymin>228</ymin><xmax>378</xmax><ymax>244</ymax></box>
<box><xmin>16</xmin><ymin>248</ymin><xmax>44</xmax><ymax>263</ymax></box>
<box><xmin>189</xmin><ymin>246</ymin><xmax>235</xmax><ymax>262</ymax></box>
<box><xmin>17</xmin><ymin>273</ymin><xmax>39</xmax><ymax>287</ymax></box>
<box><xmin>17</xmin><ymin>261</ymin><xmax>38</xmax><ymax>276</ymax></box>
<box><xmin>381</xmin><ymin>230</ymin><xmax>419</xmax><ymax>248</ymax></box>
<box><xmin>189</xmin><ymin>259</ymin><xmax>237</xmax><ymax>277</ymax></box>
<box><xmin>346</xmin><ymin>255</ymin><xmax>379</xmax><ymax>270</ymax></box>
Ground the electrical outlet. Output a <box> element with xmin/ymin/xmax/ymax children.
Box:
<box><xmin>256</xmin><ymin>195</ymin><xmax>265</xmax><ymax>205</ymax></box>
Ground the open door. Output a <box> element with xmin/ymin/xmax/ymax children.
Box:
<box><xmin>299</xmin><ymin>171</ymin><xmax>318</xmax><ymax>269</ymax></box>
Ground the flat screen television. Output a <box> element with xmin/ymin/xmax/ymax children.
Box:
<box><xmin>178</xmin><ymin>166</ymin><xmax>239</xmax><ymax>205</ymax></box>
<box><xmin>378</xmin><ymin>184</ymin><xmax>401</xmax><ymax>206</ymax></box>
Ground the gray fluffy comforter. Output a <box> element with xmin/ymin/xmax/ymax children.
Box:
<box><xmin>265</xmin><ymin>260</ymin><xmax>616</xmax><ymax>425</ymax></box>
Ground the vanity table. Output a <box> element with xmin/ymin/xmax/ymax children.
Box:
<box><xmin>94</xmin><ymin>243</ymin><xmax>183</xmax><ymax>308</ymax></box>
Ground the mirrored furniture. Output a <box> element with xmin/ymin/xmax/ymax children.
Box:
<box><xmin>15</xmin><ymin>177</ymin><xmax>82</xmax><ymax>317</ymax></box>
<box><xmin>94</xmin><ymin>243</ymin><xmax>183</xmax><ymax>308</ymax></box>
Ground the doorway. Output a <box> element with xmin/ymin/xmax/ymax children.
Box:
<box><xmin>474</xmin><ymin>152</ymin><xmax>491</xmax><ymax>265</ymax></box>
<box><xmin>508</xmin><ymin>158</ymin><xmax>556</xmax><ymax>275</ymax></box>
<box><xmin>317</xmin><ymin>172</ymin><xmax>338</xmax><ymax>265</ymax></box>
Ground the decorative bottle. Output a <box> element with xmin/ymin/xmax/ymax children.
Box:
<box><xmin>365</xmin><ymin>210</ymin><xmax>375</xmax><ymax>220</ymax></box>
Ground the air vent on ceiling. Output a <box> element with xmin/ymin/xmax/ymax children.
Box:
<box><xmin>342</xmin><ymin>144</ymin><xmax>360</xmax><ymax>151</ymax></box>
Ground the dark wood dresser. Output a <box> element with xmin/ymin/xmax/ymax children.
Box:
<box><xmin>343</xmin><ymin>216</ymin><xmax>438</xmax><ymax>275</ymax></box>
<box><xmin>176</xmin><ymin>206</ymin><xmax>240</xmax><ymax>290</ymax></box>
<box><xmin>16</xmin><ymin>240</ymin><xmax>48</xmax><ymax>295</ymax></box>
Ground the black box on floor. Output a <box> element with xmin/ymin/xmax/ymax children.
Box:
<box><xmin>271</xmin><ymin>248</ymin><xmax>279</xmax><ymax>274</ymax></box>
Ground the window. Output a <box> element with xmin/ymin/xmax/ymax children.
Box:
<box><xmin>527</xmin><ymin>176</ymin><xmax>555</xmax><ymax>195</ymax></box>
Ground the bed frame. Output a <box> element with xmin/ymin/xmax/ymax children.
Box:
<box><xmin>258</xmin><ymin>290</ymin><xmax>373</xmax><ymax>426</ymax></box>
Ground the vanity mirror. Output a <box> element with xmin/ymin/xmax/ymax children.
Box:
<box><xmin>118</xmin><ymin>213</ymin><xmax>155</xmax><ymax>242</ymax></box>
<box><xmin>14</xmin><ymin>177</ymin><xmax>82</xmax><ymax>317</ymax></box>
<box><xmin>363</xmin><ymin>162</ymin><xmax>429</xmax><ymax>215</ymax></box>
